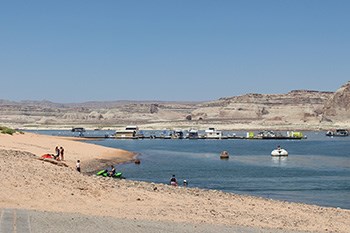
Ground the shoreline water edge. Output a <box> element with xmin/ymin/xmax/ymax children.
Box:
<box><xmin>0</xmin><ymin>132</ymin><xmax>349</xmax><ymax>233</ymax></box>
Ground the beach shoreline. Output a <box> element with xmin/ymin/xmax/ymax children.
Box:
<box><xmin>0</xmin><ymin>132</ymin><xmax>136</xmax><ymax>173</ymax></box>
<box><xmin>0</xmin><ymin>132</ymin><xmax>349</xmax><ymax>233</ymax></box>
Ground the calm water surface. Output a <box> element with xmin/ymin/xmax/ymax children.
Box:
<box><xmin>29</xmin><ymin>130</ymin><xmax>350</xmax><ymax>209</ymax></box>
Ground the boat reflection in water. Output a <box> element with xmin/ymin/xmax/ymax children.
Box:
<box><xmin>271</xmin><ymin>156</ymin><xmax>288</xmax><ymax>166</ymax></box>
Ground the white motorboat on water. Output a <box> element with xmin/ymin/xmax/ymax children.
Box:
<box><xmin>271</xmin><ymin>147</ymin><xmax>288</xmax><ymax>156</ymax></box>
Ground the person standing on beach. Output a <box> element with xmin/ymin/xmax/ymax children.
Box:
<box><xmin>54</xmin><ymin>146</ymin><xmax>60</xmax><ymax>160</ymax></box>
<box><xmin>170</xmin><ymin>175</ymin><xmax>177</xmax><ymax>186</ymax></box>
<box><xmin>76</xmin><ymin>160</ymin><xmax>81</xmax><ymax>172</ymax></box>
<box><xmin>183</xmin><ymin>179</ymin><xmax>188</xmax><ymax>187</ymax></box>
<box><xmin>60</xmin><ymin>146</ymin><xmax>64</xmax><ymax>161</ymax></box>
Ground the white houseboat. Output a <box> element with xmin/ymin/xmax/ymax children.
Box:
<box><xmin>205</xmin><ymin>127</ymin><xmax>223</xmax><ymax>139</ymax></box>
<box><xmin>115</xmin><ymin>126</ymin><xmax>140</xmax><ymax>139</ymax></box>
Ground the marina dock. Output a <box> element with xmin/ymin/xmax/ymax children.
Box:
<box><xmin>73</xmin><ymin>127</ymin><xmax>306</xmax><ymax>140</ymax></box>
<box><xmin>78</xmin><ymin>135</ymin><xmax>304</xmax><ymax>140</ymax></box>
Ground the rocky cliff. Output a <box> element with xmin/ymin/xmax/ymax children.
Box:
<box><xmin>0</xmin><ymin>82</ymin><xmax>349</xmax><ymax>130</ymax></box>
<box><xmin>323</xmin><ymin>81</ymin><xmax>350</xmax><ymax>125</ymax></box>
<box><xmin>190</xmin><ymin>90</ymin><xmax>333</xmax><ymax>127</ymax></box>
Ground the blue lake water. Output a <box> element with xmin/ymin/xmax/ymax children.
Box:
<box><xmin>28</xmin><ymin>130</ymin><xmax>350</xmax><ymax>209</ymax></box>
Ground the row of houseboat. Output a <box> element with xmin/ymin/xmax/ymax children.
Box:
<box><xmin>114</xmin><ymin>126</ymin><xmax>226</xmax><ymax>139</ymax></box>
<box><xmin>113</xmin><ymin>126</ymin><xmax>306</xmax><ymax>140</ymax></box>
<box><xmin>71</xmin><ymin>126</ymin><xmax>348</xmax><ymax>139</ymax></box>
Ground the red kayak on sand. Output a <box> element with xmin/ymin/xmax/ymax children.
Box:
<box><xmin>41</xmin><ymin>154</ymin><xmax>55</xmax><ymax>159</ymax></box>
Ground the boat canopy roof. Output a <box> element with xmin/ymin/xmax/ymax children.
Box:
<box><xmin>336</xmin><ymin>129</ymin><xmax>348</xmax><ymax>132</ymax></box>
<box><xmin>125</xmin><ymin>126</ymin><xmax>139</xmax><ymax>130</ymax></box>
<box><xmin>205</xmin><ymin>127</ymin><xmax>221</xmax><ymax>133</ymax></box>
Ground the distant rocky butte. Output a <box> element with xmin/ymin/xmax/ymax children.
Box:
<box><xmin>0</xmin><ymin>82</ymin><xmax>349</xmax><ymax>130</ymax></box>
<box><xmin>323</xmin><ymin>82</ymin><xmax>350</xmax><ymax>123</ymax></box>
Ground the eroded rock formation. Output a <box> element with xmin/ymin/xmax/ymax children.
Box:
<box><xmin>323</xmin><ymin>81</ymin><xmax>350</xmax><ymax>124</ymax></box>
<box><xmin>0</xmin><ymin>82</ymin><xmax>349</xmax><ymax>130</ymax></box>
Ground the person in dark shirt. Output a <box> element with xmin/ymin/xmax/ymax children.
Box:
<box><xmin>76</xmin><ymin>160</ymin><xmax>81</xmax><ymax>172</ymax></box>
<box><xmin>54</xmin><ymin>146</ymin><xmax>60</xmax><ymax>160</ymax></box>
<box><xmin>109</xmin><ymin>165</ymin><xmax>116</xmax><ymax>177</ymax></box>
<box><xmin>60</xmin><ymin>146</ymin><xmax>64</xmax><ymax>161</ymax></box>
<box><xmin>170</xmin><ymin>174</ymin><xmax>177</xmax><ymax>186</ymax></box>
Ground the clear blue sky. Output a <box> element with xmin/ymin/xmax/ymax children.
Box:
<box><xmin>1</xmin><ymin>1</ymin><xmax>349</xmax><ymax>103</ymax></box>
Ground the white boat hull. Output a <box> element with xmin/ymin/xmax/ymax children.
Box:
<box><xmin>271</xmin><ymin>149</ymin><xmax>288</xmax><ymax>156</ymax></box>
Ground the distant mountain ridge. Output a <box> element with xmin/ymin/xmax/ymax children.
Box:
<box><xmin>0</xmin><ymin>81</ymin><xmax>349</xmax><ymax>130</ymax></box>
<box><xmin>0</xmin><ymin>99</ymin><xmax>202</xmax><ymax>108</ymax></box>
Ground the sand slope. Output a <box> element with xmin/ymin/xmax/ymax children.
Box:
<box><xmin>0</xmin><ymin>132</ymin><xmax>135</xmax><ymax>172</ymax></box>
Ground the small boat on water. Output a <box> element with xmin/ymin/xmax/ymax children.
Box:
<box><xmin>220</xmin><ymin>151</ymin><xmax>229</xmax><ymax>159</ymax></box>
<box><xmin>326</xmin><ymin>129</ymin><xmax>349</xmax><ymax>137</ymax></box>
<box><xmin>271</xmin><ymin>147</ymin><xmax>288</xmax><ymax>156</ymax></box>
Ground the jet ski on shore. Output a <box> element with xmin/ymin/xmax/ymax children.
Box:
<box><xmin>96</xmin><ymin>169</ymin><xmax>123</xmax><ymax>178</ymax></box>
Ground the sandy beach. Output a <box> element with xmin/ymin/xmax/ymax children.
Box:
<box><xmin>0</xmin><ymin>132</ymin><xmax>135</xmax><ymax>173</ymax></box>
<box><xmin>0</xmin><ymin>132</ymin><xmax>349</xmax><ymax>233</ymax></box>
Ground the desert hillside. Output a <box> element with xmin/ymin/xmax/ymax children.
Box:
<box><xmin>0</xmin><ymin>82</ymin><xmax>349</xmax><ymax>130</ymax></box>
<box><xmin>323</xmin><ymin>82</ymin><xmax>350</xmax><ymax>123</ymax></box>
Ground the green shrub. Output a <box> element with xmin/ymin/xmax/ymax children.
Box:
<box><xmin>0</xmin><ymin>126</ymin><xmax>17</xmax><ymax>135</ymax></box>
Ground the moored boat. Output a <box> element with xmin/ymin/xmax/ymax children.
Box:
<box><xmin>257</xmin><ymin>130</ymin><xmax>279</xmax><ymax>139</ymax></box>
<box><xmin>326</xmin><ymin>129</ymin><xmax>349</xmax><ymax>137</ymax></box>
<box><xmin>188</xmin><ymin>129</ymin><xmax>199</xmax><ymax>139</ymax></box>
<box><xmin>71</xmin><ymin>127</ymin><xmax>85</xmax><ymax>132</ymax></box>
<box><xmin>115</xmin><ymin>126</ymin><xmax>140</xmax><ymax>139</ymax></box>
<box><xmin>249</xmin><ymin>131</ymin><xmax>305</xmax><ymax>140</ymax></box>
<box><xmin>287</xmin><ymin>131</ymin><xmax>305</xmax><ymax>139</ymax></box>
<box><xmin>170</xmin><ymin>130</ymin><xmax>184</xmax><ymax>139</ymax></box>
<box><xmin>205</xmin><ymin>127</ymin><xmax>223</xmax><ymax>139</ymax></box>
